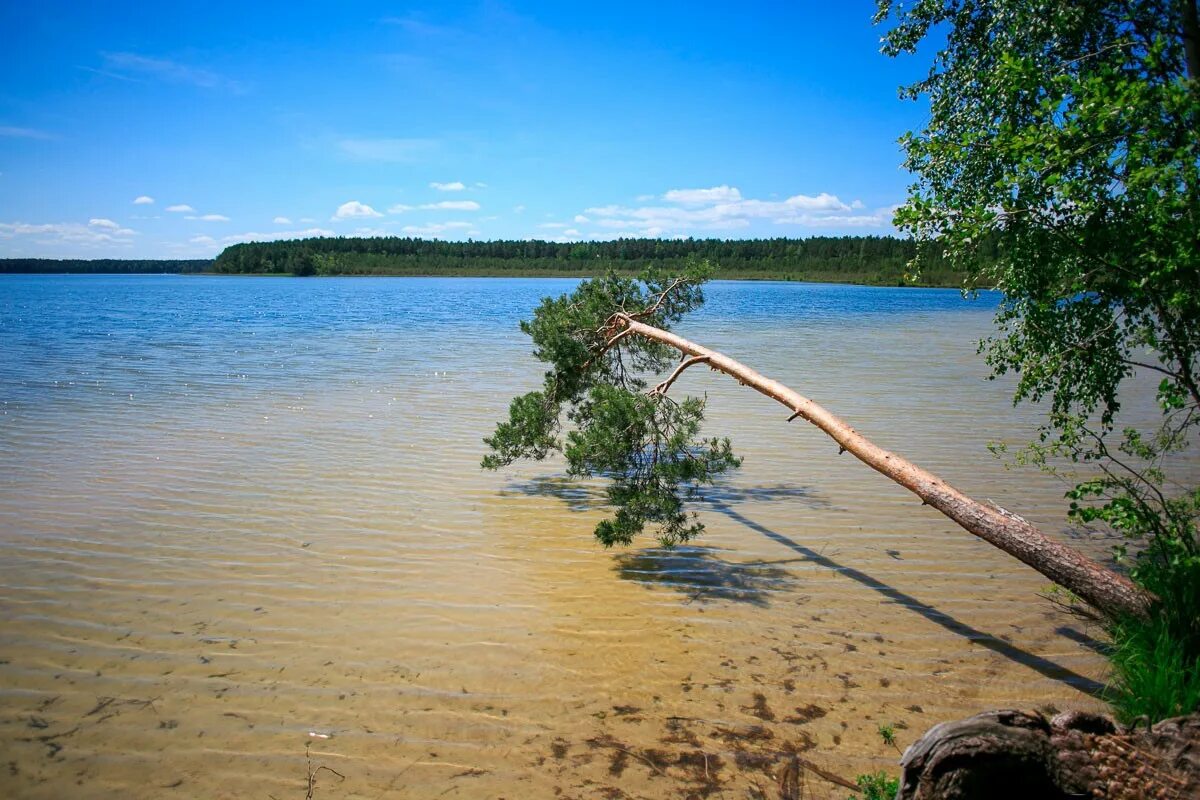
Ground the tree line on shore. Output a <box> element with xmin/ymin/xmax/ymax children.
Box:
<box><xmin>0</xmin><ymin>258</ymin><xmax>211</xmax><ymax>274</ymax></box>
<box><xmin>209</xmin><ymin>235</ymin><xmax>976</xmax><ymax>286</ymax></box>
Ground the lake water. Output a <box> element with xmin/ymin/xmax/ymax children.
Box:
<box><xmin>0</xmin><ymin>275</ymin><xmax>1124</xmax><ymax>798</ymax></box>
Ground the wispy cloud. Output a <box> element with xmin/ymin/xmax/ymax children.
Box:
<box><xmin>333</xmin><ymin>200</ymin><xmax>383</xmax><ymax>220</ymax></box>
<box><xmin>99</xmin><ymin>52</ymin><xmax>244</xmax><ymax>92</ymax></box>
<box><xmin>222</xmin><ymin>227</ymin><xmax>335</xmax><ymax>245</ymax></box>
<box><xmin>662</xmin><ymin>185</ymin><xmax>742</xmax><ymax>204</ymax></box>
<box><xmin>133</xmin><ymin>195</ymin><xmax>155</xmax><ymax>205</ymax></box>
<box><xmin>389</xmin><ymin>200</ymin><xmax>480</xmax><ymax>213</ymax></box>
<box><xmin>380</xmin><ymin>15</ymin><xmax>464</xmax><ymax>39</ymax></box>
<box><xmin>400</xmin><ymin>221</ymin><xmax>477</xmax><ymax>237</ymax></box>
<box><xmin>430</xmin><ymin>181</ymin><xmax>465</xmax><ymax>191</ymax></box>
<box><xmin>189</xmin><ymin>227</ymin><xmax>336</xmax><ymax>251</ymax></box>
<box><xmin>273</xmin><ymin>216</ymin><xmax>292</xmax><ymax>224</ymax></box>
<box><xmin>166</xmin><ymin>204</ymin><xmax>195</xmax><ymax>213</ymax></box>
<box><xmin>337</xmin><ymin>138</ymin><xmax>439</xmax><ymax>163</ymax></box>
<box><xmin>423</xmin><ymin>200</ymin><xmax>479</xmax><ymax>211</ymax></box>
<box><xmin>0</xmin><ymin>125</ymin><xmax>56</xmax><ymax>140</ymax></box>
<box><xmin>0</xmin><ymin>219</ymin><xmax>136</xmax><ymax>246</ymax></box>
<box><xmin>185</xmin><ymin>213</ymin><xmax>230</xmax><ymax>222</ymax></box>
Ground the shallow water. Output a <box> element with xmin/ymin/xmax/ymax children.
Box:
<box><xmin>0</xmin><ymin>275</ymin><xmax>1134</xmax><ymax>797</ymax></box>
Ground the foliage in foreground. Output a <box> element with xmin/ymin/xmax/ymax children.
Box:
<box><xmin>848</xmin><ymin>771</ymin><xmax>901</xmax><ymax>800</ymax></box>
<box><xmin>877</xmin><ymin>0</ymin><xmax>1200</xmax><ymax>720</ymax></box>
<box><xmin>481</xmin><ymin>261</ymin><xmax>741</xmax><ymax>546</ymax></box>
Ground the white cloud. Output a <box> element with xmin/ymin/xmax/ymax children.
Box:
<box><xmin>429</xmin><ymin>181</ymin><xmax>465</xmax><ymax>191</ymax></box>
<box><xmin>400</xmin><ymin>221</ymin><xmax>474</xmax><ymax>237</ymax></box>
<box><xmin>475</xmin><ymin>182</ymin><xmax>488</xmax><ymax>188</ymax></box>
<box><xmin>188</xmin><ymin>227</ymin><xmax>337</xmax><ymax>251</ymax></box>
<box><xmin>512</xmin><ymin>205</ymin><xmax>526</xmax><ymax>214</ymax></box>
<box><xmin>662</xmin><ymin>185</ymin><xmax>743</xmax><ymax>204</ymax></box>
<box><xmin>185</xmin><ymin>213</ymin><xmax>230</xmax><ymax>222</ymax></box>
<box><xmin>0</xmin><ymin>220</ymin><xmax>136</xmax><ymax>246</ymax></box>
<box><xmin>273</xmin><ymin>216</ymin><xmax>292</xmax><ymax>224</ymax></box>
<box><xmin>337</xmin><ymin>138</ymin><xmax>439</xmax><ymax>162</ymax></box>
<box><xmin>390</xmin><ymin>200</ymin><xmax>480</xmax><ymax>212</ymax></box>
<box><xmin>333</xmin><ymin>201</ymin><xmax>383</xmax><ymax>220</ymax></box>
<box><xmin>133</xmin><ymin>195</ymin><xmax>155</xmax><ymax>205</ymax></box>
<box><xmin>166</xmin><ymin>204</ymin><xmax>194</xmax><ymax>213</ymax></box>
<box><xmin>422</xmin><ymin>200</ymin><xmax>479</xmax><ymax>211</ymax></box>
<box><xmin>576</xmin><ymin>188</ymin><xmax>891</xmax><ymax>235</ymax></box>
<box><xmin>563</xmin><ymin>228</ymin><xmax>580</xmax><ymax>236</ymax></box>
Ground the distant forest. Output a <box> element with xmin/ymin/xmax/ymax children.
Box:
<box><xmin>1</xmin><ymin>236</ymin><xmax>986</xmax><ymax>286</ymax></box>
<box><xmin>0</xmin><ymin>258</ymin><xmax>211</xmax><ymax>274</ymax></box>
<box><xmin>212</xmin><ymin>236</ymin><xmax>975</xmax><ymax>286</ymax></box>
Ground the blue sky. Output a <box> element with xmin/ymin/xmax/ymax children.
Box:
<box><xmin>0</xmin><ymin>1</ymin><xmax>932</xmax><ymax>258</ymax></box>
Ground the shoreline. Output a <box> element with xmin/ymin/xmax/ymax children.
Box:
<box><xmin>2</xmin><ymin>269</ymin><xmax>972</xmax><ymax>289</ymax></box>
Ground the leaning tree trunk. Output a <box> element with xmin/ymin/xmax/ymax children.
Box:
<box><xmin>613</xmin><ymin>313</ymin><xmax>1157</xmax><ymax>621</ymax></box>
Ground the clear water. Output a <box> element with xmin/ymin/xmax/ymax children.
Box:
<box><xmin>0</xmin><ymin>275</ymin><xmax>1121</xmax><ymax>798</ymax></box>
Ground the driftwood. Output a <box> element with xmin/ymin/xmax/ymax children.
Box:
<box><xmin>609</xmin><ymin>313</ymin><xmax>1157</xmax><ymax>621</ymax></box>
<box><xmin>895</xmin><ymin>709</ymin><xmax>1200</xmax><ymax>799</ymax></box>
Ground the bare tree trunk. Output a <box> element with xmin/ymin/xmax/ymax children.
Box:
<box><xmin>1183</xmin><ymin>0</ymin><xmax>1200</xmax><ymax>84</ymax></box>
<box><xmin>614</xmin><ymin>314</ymin><xmax>1157</xmax><ymax>621</ymax></box>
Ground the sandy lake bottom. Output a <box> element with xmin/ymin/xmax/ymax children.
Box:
<box><xmin>0</xmin><ymin>276</ymin><xmax>1150</xmax><ymax>798</ymax></box>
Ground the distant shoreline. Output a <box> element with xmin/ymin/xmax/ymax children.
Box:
<box><xmin>0</xmin><ymin>263</ymin><xmax>970</xmax><ymax>288</ymax></box>
<box><xmin>1</xmin><ymin>235</ymin><xmax>979</xmax><ymax>288</ymax></box>
<box><xmin>0</xmin><ymin>268</ymin><xmax>968</xmax><ymax>288</ymax></box>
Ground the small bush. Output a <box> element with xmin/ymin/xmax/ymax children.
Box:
<box><xmin>848</xmin><ymin>771</ymin><xmax>899</xmax><ymax>800</ymax></box>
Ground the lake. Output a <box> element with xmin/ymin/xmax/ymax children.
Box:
<box><xmin>0</xmin><ymin>275</ymin><xmax>1119</xmax><ymax>798</ymax></box>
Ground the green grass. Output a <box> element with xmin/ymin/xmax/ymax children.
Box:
<box><xmin>1106</xmin><ymin>611</ymin><xmax>1200</xmax><ymax>724</ymax></box>
<box><xmin>848</xmin><ymin>771</ymin><xmax>900</xmax><ymax>800</ymax></box>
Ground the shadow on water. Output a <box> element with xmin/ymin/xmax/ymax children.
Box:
<box><xmin>699</xmin><ymin>483</ymin><xmax>836</xmax><ymax>510</ymax></box>
<box><xmin>503</xmin><ymin>478</ymin><xmax>838</xmax><ymax>513</ymax></box>
<box><xmin>508</xmin><ymin>476</ymin><xmax>1106</xmax><ymax>696</ymax></box>
<box><xmin>612</xmin><ymin>546</ymin><xmax>805</xmax><ymax>607</ymax></box>
<box><xmin>501</xmin><ymin>476</ymin><xmax>605</xmax><ymax>512</ymax></box>
<box><xmin>707</xmin><ymin>500</ymin><xmax>1106</xmax><ymax>697</ymax></box>
<box><xmin>1055</xmin><ymin>626</ymin><xmax>1111</xmax><ymax>657</ymax></box>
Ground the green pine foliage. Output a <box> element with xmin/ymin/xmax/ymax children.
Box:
<box><xmin>0</xmin><ymin>258</ymin><xmax>211</xmax><ymax>273</ymax></box>
<box><xmin>482</xmin><ymin>261</ymin><xmax>742</xmax><ymax>546</ymax></box>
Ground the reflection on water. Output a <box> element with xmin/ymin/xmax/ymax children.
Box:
<box><xmin>0</xmin><ymin>275</ymin><xmax>1139</xmax><ymax>798</ymax></box>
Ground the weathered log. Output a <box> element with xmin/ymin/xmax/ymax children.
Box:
<box><xmin>613</xmin><ymin>314</ymin><xmax>1157</xmax><ymax>622</ymax></box>
<box><xmin>895</xmin><ymin>709</ymin><xmax>1200</xmax><ymax>799</ymax></box>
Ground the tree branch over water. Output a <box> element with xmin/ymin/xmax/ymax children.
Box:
<box><xmin>482</xmin><ymin>264</ymin><xmax>1155</xmax><ymax>621</ymax></box>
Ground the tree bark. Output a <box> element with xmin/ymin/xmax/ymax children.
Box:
<box><xmin>614</xmin><ymin>314</ymin><xmax>1157</xmax><ymax>621</ymax></box>
<box><xmin>896</xmin><ymin>708</ymin><xmax>1200</xmax><ymax>799</ymax></box>
<box><xmin>1183</xmin><ymin>0</ymin><xmax>1200</xmax><ymax>84</ymax></box>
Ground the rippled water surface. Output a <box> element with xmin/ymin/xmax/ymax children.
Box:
<box><xmin>1</xmin><ymin>275</ymin><xmax>1127</xmax><ymax>797</ymax></box>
